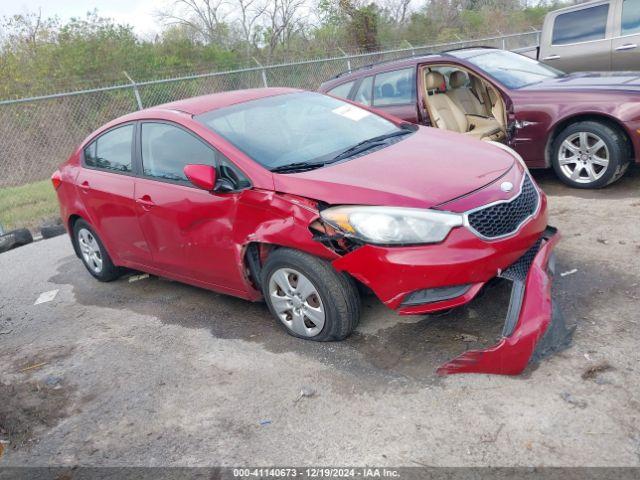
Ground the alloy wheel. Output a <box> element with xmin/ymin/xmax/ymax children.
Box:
<box><xmin>77</xmin><ymin>228</ymin><xmax>103</xmax><ymax>274</ymax></box>
<box><xmin>558</xmin><ymin>132</ymin><xmax>610</xmax><ymax>184</ymax></box>
<box><xmin>268</xmin><ymin>268</ymin><xmax>325</xmax><ymax>337</ymax></box>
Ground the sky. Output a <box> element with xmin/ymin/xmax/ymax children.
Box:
<box><xmin>0</xmin><ymin>0</ymin><xmax>168</xmax><ymax>38</ymax></box>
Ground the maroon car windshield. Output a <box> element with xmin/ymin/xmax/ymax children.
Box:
<box><xmin>451</xmin><ymin>49</ymin><xmax>564</xmax><ymax>89</ymax></box>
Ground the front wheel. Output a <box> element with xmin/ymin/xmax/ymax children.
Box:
<box><xmin>261</xmin><ymin>248</ymin><xmax>360</xmax><ymax>341</ymax></box>
<box><xmin>551</xmin><ymin>121</ymin><xmax>630</xmax><ymax>188</ymax></box>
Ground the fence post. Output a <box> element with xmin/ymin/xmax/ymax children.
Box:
<box><xmin>498</xmin><ymin>31</ymin><xmax>507</xmax><ymax>50</ymax></box>
<box><xmin>402</xmin><ymin>40</ymin><xmax>415</xmax><ymax>56</ymax></box>
<box><xmin>337</xmin><ymin>47</ymin><xmax>352</xmax><ymax>72</ymax></box>
<box><xmin>252</xmin><ymin>58</ymin><xmax>268</xmax><ymax>88</ymax></box>
<box><xmin>531</xmin><ymin>26</ymin><xmax>541</xmax><ymax>45</ymax></box>
<box><xmin>123</xmin><ymin>71</ymin><xmax>143</xmax><ymax>110</ymax></box>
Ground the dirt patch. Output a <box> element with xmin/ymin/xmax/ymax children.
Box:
<box><xmin>0</xmin><ymin>379</ymin><xmax>73</xmax><ymax>451</ymax></box>
<box><xmin>0</xmin><ymin>346</ymin><xmax>75</xmax><ymax>453</ymax></box>
<box><xmin>582</xmin><ymin>361</ymin><xmax>615</xmax><ymax>381</ymax></box>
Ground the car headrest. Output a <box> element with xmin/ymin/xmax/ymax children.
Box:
<box><xmin>381</xmin><ymin>83</ymin><xmax>394</xmax><ymax>97</ymax></box>
<box><xmin>396</xmin><ymin>77</ymin><xmax>409</xmax><ymax>95</ymax></box>
<box><xmin>425</xmin><ymin>71</ymin><xmax>445</xmax><ymax>92</ymax></box>
<box><xmin>449</xmin><ymin>71</ymin><xmax>468</xmax><ymax>89</ymax></box>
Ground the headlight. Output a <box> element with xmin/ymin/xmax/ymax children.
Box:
<box><xmin>486</xmin><ymin>141</ymin><xmax>528</xmax><ymax>171</ymax></box>
<box><xmin>320</xmin><ymin>206</ymin><xmax>463</xmax><ymax>245</ymax></box>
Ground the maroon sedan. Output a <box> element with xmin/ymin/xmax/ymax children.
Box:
<box><xmin>52</xmin><ymin>88</ymin><xmax>571</xmax><ymax>375</ymax></box>
<box><xmin>319</xmin><ymin>47</ymin><xmax>640</xmax><ymax>189</ymax></box>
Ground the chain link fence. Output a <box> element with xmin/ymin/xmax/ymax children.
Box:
<box><xmin>0</xmin><ymin>30</ymin><xmax>539</xmax><ymax>229</ymax></box>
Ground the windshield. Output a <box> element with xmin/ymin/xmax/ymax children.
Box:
<box><xmin>196</xmin><ymin>92</ymin><xmax>405</xmax><ymax>171</ymax></box>
<box><xmin>451</xmin><ymin>49</ymin><xmax>564</xmax><ymax>89</ymax></box>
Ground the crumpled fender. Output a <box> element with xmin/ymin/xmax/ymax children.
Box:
<box><xmin>233</xmin><ymin>190</ymin><xmax>339</xmax><ymax>299</ymax></box>
<box><xmin>437</xmin><ymin>227</ymin><xmax>574</xmax><ymax>375</ymax></box>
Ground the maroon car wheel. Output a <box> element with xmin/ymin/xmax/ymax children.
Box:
<box><xmin>552</xmin><ymin>121</ymin><xmax>630</xmax><ymax>189</ymax></box>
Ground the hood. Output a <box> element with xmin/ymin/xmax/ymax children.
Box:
<box><xmin>524</xmin><ymin>72</ymin><xmax>640</xmax><ymax>92</ymax></box>
<box><xmin>272</xmin><ymin>127</ymin><xmax>516</xmax><ymax>208</ymax></box>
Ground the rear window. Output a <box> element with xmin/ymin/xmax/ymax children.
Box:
<box><xmin>552</xmin><ymin>4</ymin><xmax>609</xmax><ymax>45</ymax></box>
<box><xmin>327</xmin><ymin>81</ymin><xmax>355</xmax><ymax>99</ymax></box>
<box><xmin>84</xmin><ymin>124</ymin><xmax>133</xmax><ymax>173</ymax></box>
<box><xmin>622</xmin><ymin>0</ymin><xmax>640</xmax><ymax>36</ymax></box>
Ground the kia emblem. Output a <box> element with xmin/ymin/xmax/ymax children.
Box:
<box><xmin>500</xmin><ymin>181</ymin><xmax>514</xmax><ymax>193</ymax></box>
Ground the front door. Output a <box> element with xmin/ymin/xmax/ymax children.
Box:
<box><xmin>133</xmin><ymin>121</ymin><xmax>248</xmax><ymax>291</ymax></box>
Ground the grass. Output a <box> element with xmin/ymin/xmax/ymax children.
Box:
<box><xmin>0</xmin><ymin>180</ymin><xmax>59</xmax><ymax>232</ymax></box>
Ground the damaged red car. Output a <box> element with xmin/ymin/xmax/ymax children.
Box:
<box><xmin>52</xmin><ymin>88</ymin><xmax>572</xmax><ymax>375</ymax></box>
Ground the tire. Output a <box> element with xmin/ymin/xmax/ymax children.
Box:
<box><xmin>0</xmin><ymin>228</ymin><xmax>33</xmax><ymax>253</ymax></box>
<box><xmin>41</xmin><ymin>224</ymin><xmax>66</xmax><ymax>239</ymax></box>
<box><xmin>72</xmin><ymin>219</ymin><xmax>122</xmax><ymax>282</ymax></box>
<box><xmin>551</xmin><ymin>121</ymin><xmax>630</xmax><ymax>189</ymax></box>
<box><xmin>261</xmin><ymin>248</ymin><xmax>360</xmax><ymax>342</ymax></box>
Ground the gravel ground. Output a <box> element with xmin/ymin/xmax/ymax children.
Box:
<box><xmin>0</xmin><ymin>167</ymin><xmax>639</xmax><ymax>467</ymax></box>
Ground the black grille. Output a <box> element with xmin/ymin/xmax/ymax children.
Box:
<box><xmin>500</xmin><ymin>239</ymin><xmax>542</xmax><ymax>282</ymax></box>
<box><xmin>467</xmin><ymin>175</ymin><xmax>539</xmax><ymax>239</ymax></box>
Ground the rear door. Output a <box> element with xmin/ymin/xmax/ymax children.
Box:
<box><xmin>76</xmin><ymin>123</ymin><xmax>153</xmax><ymax>265</ymax></box>
<box><xmin>540</xmin><ymin>1</ymin><xmax>613</xmax><ymax>72</ymax></box>
<box><xmin>612</xmin><ymin>0</ymin><xmax>640</xmax><ymax>70</ymax></box>
<box><xmin>133</xmin><ymin>121</ymin><xmax>251</xmax><ymax>290</ymax></box>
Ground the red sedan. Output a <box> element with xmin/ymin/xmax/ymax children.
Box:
<box><xmin>52</xmin><ymin>88</ymin><xmax>570</xmax><ymax>375</ymax></box>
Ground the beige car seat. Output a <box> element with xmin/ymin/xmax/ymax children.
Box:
<box><xmin>424</xmin><ymin>71</ymin><xmax>503</xmax><ymax>141</ymax></box>
<box><xmin>447</xmin><ymin>71</ymin><xmax>485</xmax><ymax>116</ymax></box>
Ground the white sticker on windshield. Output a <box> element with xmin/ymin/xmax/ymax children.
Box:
<box><xmin>332</xmin><ymin>104</ymin><xmax>371</xmax><ymax>122</ymax></box>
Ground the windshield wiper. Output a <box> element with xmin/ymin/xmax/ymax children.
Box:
<box><xmin>271</xmin><ymin>161</ymin><xmax>326</xmax><ymax>173</ymax></box>
<box><xmin>271</xmin><ymin>129</ymin><xmax>413</xmax><ymax>174</ymax></box>
<box><xmin>329</xmin><ymin>129</ymin><xmax>412</xmax><ymax>163</ymax></box>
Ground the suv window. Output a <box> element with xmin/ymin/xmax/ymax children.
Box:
<box><xmin>622</xmin><ymin>0</ymin><xmax>640</xmax><ymax>36</ymax></box>
<box><xmin>354</xmin><ymin>76</ymin><xmax>373</xmax><ymax>105</ymax></box>
<box><xmin>373</xmin><ymin>68</ymin><xmax>416</xmax><ymax>106</ymax></box>
<box><xmin>141</xmin><ymin>122</ymin><xmax>249</xmax><ymax>188</ymax></box>
<box><xmin>327</xmin><ymin>81</ymin><xmax>355</xmax><ymax>100</ymax></box>
<box><xmin>84</xmin><ymin>124</ymin><xmax>133</xmax><ymax>173</ymax></box>
<box><xmin>552</xmin><ymin>4</ymin><xmax>609</xmax><ymax>45</ymax></box>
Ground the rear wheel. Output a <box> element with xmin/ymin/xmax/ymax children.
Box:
<box><xmin>261</xmin><ymin>248</ymin><xmax>360</xmax><ymax>341</ymax></box>
<box><xmin>73</xmin><ymin>219</ymin><xmax>122</xmax><ymax>281</ymax></box>
<box><xmin>551</xmin><ymin>121</ymin><xmax>630</xmax><ymax>188</ymax></box>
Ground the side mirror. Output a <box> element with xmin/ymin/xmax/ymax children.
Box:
<box><xmin>184</xmin><ymin>164</ymin><xmax>216</xmax><ymax>191</ymax></box>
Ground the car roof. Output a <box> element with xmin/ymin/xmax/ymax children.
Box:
<box><xmin>80</xmin><ymin>87</ymin><xmax>304</xmax><ymax>148</ymax></box>
<box><xmin>322</xmin><ymin>47</ymin><xmax>500</xmax><ymax>86</ymax></box>
<box><xmin>144</xmin><ymin>87</ymin><xmax>302</xmax><ymax>116</ymax></box>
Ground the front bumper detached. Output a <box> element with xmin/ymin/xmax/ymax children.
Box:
<box><xmin>437</xmin><ymin>227</ymin><xmax>574</xmax><ymax>376</ymax></box>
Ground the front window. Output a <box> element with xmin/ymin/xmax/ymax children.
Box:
<box><xmin>451</xmin><ymin>49</ymin><xmax>564</xmax><ymax>89</ymax></box>
<box><xmin>140</xmin><ymin>122</ymin><xmax>250</xmax><ymax>188</ymax></box>
<box><xmin>196</xmin><ymin>92</ymin><xmax>412</xmax><ymax>173</ymax></box>
<box><xmin>141</xmin><ymin>122</ymin><xmax>217</xmax><ymax>182</ymax></box>
<box><xmin>373</xmin><ymin>68</ymin><xmax>416</xmax><ymax>106</ymax></box>
<box><xmin>552</xmin><ymin>4</ymin><xmax>609</xmax><ymax>45</ymax></box>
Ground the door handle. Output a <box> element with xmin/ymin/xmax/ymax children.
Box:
<box><xmin>543</xmin><ymin>55</ymin><xmax>561</xmax><ymax>60</ymax></box>
<box><xmin>615</xmin><ymin>44</ymin><xmax>637</xmax><ymax>51</ymax></box>
<box><xmin>79</xmin><ymin>181</ymin><xmax>90</xmax><ymax>193</ymax></box>
<box><xmin>136</xmin><ymin>195</ymin><xmax>155</xmax><ymax>209</ymax></box>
